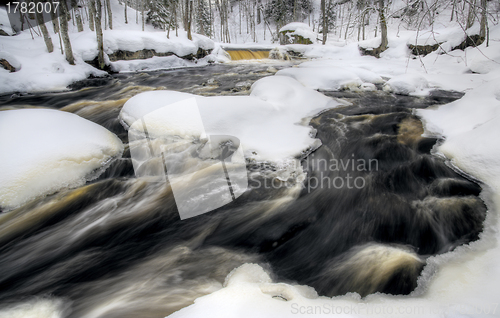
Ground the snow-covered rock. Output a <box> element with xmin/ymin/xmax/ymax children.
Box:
<box><xmin>0</xmin><ymin>109</ymin><xmax>124</xmax><ymax>209</ymax></box>
<box><xmin>0</xmin><ymin>51</ymin><xmax>21</xmax><ymax>72</ymax></box>
<box><xmin>120</xmin><ymin>76</ymin><xmax>336</xmax><ymax>163</ymax></box>
<box><xmin>279</xmin><ymin>22</ymin><xmax>317</xmax><ymax>44</ymax></box>
<box><xmin>276</xmin><ymin>67</ymin><xmax>362</xmax><ymax>91</ymax></box>
<box><xmin>383</xmin><ymin>74</ymin><xmax>429</xmax><ymax>95</ymax></box>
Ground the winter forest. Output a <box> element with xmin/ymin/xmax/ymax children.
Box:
<box><xmin>4</xmin><ymin>0</ymin><xmax>496</xmax><ymax>59</ymax></box>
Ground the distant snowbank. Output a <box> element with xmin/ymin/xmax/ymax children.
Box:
<box><xmin>0</xmin><ymin>109</ymin><xmax>123</xmax><ymax>210</ymax></box>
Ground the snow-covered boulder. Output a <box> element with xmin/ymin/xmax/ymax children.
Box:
<box><xmin>0</xmin><ymin>109</ymin><xmax>124</xmax><ymax>210</ymax></box>
<box><xmin>120</xmin><ymin>76</ymin><xmax>336</xmax><ymax>163</ymax></box>
<box><xmin>383</xmin><ymin>74</ymin><xmax>429</xmax><ymax>95</ymax></box>
<box><xmin>276</xmin><ymin>67</ymin><xmax>363</xmax><ymax>91</ymax></box>
<box><xmin>279</xmin><ymin>22</ymin><xmax>317</xmax><ymax>45</ymax></box>
<box><xmin>0</xmin><ymin>51</ymin><xmax>21</xmax><ymax>72</ymax></box>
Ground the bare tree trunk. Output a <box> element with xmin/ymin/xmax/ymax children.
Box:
<box><xmin>141</xmin><ymin>0</ymin><xmax>145</xmax><ymax>31</ymax></box>
<box><xmin>72</xmin><ymin>0</ymin><xmax>84</xmax><ymax>32</ymax></box>
<box><xmin>479</xmin><ymin>0</ymin><xmax>487</xmax><ymax>38</ymax></box>
<box><xmin>104</xmin><ymin>0</ymin><xmax>107</xmax><ymax>29</ymax></box>
<box><xmin>187</xmin><ymin>0</ymin><xmax>193</xmax><ymax>40</ymax></box>
<box><xmin>76</xmin><ymin>9</ymin><xmax>84</xmax><ymax>31</ymax></box>
<box><xmin>450</xmin><ymin>0</ymin><xmax>455</xmax><ymax>22</ymax></box>
<box><xmin>19</xmin><ymin>11</ymin><xmax>24</xmax><ymax>31</ymax></box>
<box><xmin>89</xmin><ymin>0</ymin><xmax>95</xmax><ymax>31</ymax></box>
<box><xmin>175</xmin><ymin>2</ymin><xmax>178</xmax><ymax>36</ymax></box>
<box><xmin>378</xmin><ymin>0</ymin><xmax>388</xmax><ymax>51</ymax></box>
<box><xmin>124</xmin><ymin>0</ymin><xmax>128</xmax><ymax>24</ymax></box>
<box><xmin>321</xmin><ymin>0</ymin><xmax>327</xmax><ymax>44</ymax></box>
<box><xmin>49</xmin><ymin>0</ymin><xmax>60</xmax><ymax>33</ymax></box>
<box><xmin>344</xmin><ymin>10</ymin><xmax>351</xmax><ymax>39</ymax></box>
<box><xmin>59</xmin><ymin>0</ymin><xmax>75</xmax><ymax>65</ymax></box>
<box><xmin>35</xmin><ymin>0</ymin><xmax>54</xmax><ymax>53</ymax></box>
<box><xmin>106</xmin><ymin>0</ymin><xmax>113</xmax><ymax>29</ymax></box>
<box><xmin>293</xmin><ymin>0</ymin><xmax>298</xmax><ymax>21</ymax></box>
<box><xmin>89</xmin><ymin>0</ymin><xmax>105</xmax><ymax>69</ymax></box>
<box><xmin>466</xmin><ymin>0</ymin><xmax>476</xmax><ymax>29</ymax></box>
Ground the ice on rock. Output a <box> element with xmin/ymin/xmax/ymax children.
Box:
<box><xmin>223</xmin><ymin>264</ymin><xmax>272</xmax><ymax>287</ymax></box>
<box><xmin>0</xmin><ymin>109</ymin><xmax>124</xmax><ymax>210</ymax></box>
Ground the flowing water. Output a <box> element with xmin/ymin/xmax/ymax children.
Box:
<box><xmin>0</xmin><ymin>62</ymin><xmax>487</xmax><ymax>317</ymax></box>
<box><xmin>224</xmin><ymin>49</ymin><xmax>270</xmax><ymax>60</ymax></box>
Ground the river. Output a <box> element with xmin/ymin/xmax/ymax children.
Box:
<box><xmin>0</xmin><ymin>61</ymin><xmax>487</xmax><ymax>318</ymax></box>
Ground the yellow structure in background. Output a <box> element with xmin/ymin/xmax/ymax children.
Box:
<box><xmin>226</xmin><ymin>50</ymin><xmax>270</xmax><ymax>60</ymax></box>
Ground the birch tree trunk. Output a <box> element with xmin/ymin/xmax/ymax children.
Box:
<box><xmin>187</xmin><ymin>0</ymin><xmax>193</xmax><ymax>40</ymax></box>
<box><xmin>321</xmin><ymin>0</ymin><xmax>327</xmax><ymax>44</ymax></box>
<box><xmin>59</xmin><ymin>0</ymin><xmax>75</xmax><ymax>64</ymax></box>
<box><xmin>141</xmin><ymin>0</ymin><xmax>145</xmax><ymax>31</ymax></box>
<box><xmin>466</xmin><ymin>0</ymin><xmax>476</xmax><ymax>29</ymax></box>
<box><xmin>89</xmin><ymin>0</ymin><xmax>95</xmax><ymax>31</ymax></box>
<box><xmin>49</xmin><ymin>0</ymin><xmax>60</xmax><ymax>33</ymax></box>
<box><xmin>378</xmin><ymin>0</ymin><xmax>388</xmax><ymax>51</ymax></box>
<box><xmin>479</xmin><ymin>0</ymin><xmax>487</xmax><ymax>39</ymax></box>
<box><xmin>90</xmin><ymin>0</ymin><xmax>105</xmax><ymax>69</ymax></box>
<box><xmin>124</xmin><ymin>0</ymin><xmax>128</xmax><ymax>24</ymax></box>
<box><xmin>106</xmin><ymin>0</ymin><xmax>113</xmax><ymax>29</ymax></box>
<box><xmin>74</xmin><ymin>2</ymin><xmax>84</xmax><ymax>32</ymax></box>
<box><xmin>35</xmin><ymin>0</ymin><xmax>54</xmax><ymax>53</ymax></box>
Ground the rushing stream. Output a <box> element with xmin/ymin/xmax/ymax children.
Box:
<box><xmin>0</xmin><ymin>62</ymin><xmax>487</xmax><ymax>317</ymax></box>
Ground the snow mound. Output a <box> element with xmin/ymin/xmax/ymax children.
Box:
<box><xmin>408</xmin><ymin>24</ymin><xmax>481</xmax><ymax>53</ymax></box>
<box><xmin>383</xmin><ymin>74</ymin><xmax>429</xmax><ymax>95</ymax></box>
<box><xmin>275</xmin><ymin>59</ymin><xmax>385</xmax><ymax>91</ymax></box>
<box><xmin>467</xmin><ymin>41</ymin><xmax>500</xmax><ymax>74</ymax></box>
<box><xmin>120</xmin><ymin>76</ymin><xmax>336</xmax><ymax>163</ymax></box>
<box><xmin>276</xmin><ymin>67</ymin><xmax>362</xmax><ymax>91</ymax></box>
<box><xmin>279</xmin><ymin>22</ymin><xmax>317</xmax><ymax>43</ymax></box>
<box><xmin>0</xmin><ymin>109</ymin><xmax>124</xmax><ymax>210</ymax></box>
<box><xmin>0</xmin><ymin>51</ymin><xmax>21</xmax><ymax>71</ymax></box>
<box><xmin>418</xmin><ymin>78</ymin><xmax>500</xmax><ymax>184</ymax></box>
<box><xmin>299</xmin><ymin>60</ymin><xmax>385</xmax><ymax>84</ymax></box>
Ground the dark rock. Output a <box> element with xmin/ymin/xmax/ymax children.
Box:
<box><xmin>408</xmin><ymin>43</ymin><xmax>441</xmax><ymax>56</ymax></box>
<box><xmin>0</xmin><ymin>59</ymin><xmax>16</xmax><ymax>72</ymax></box>
<box><xmin>358</xmin><ymin>45</ymin><xmax>386</xmax><ymax>58</ymax></box>
<box><xmin>452</xmin><ymin>34</ymin><xmax>484</xmax><ymax>51</ymax></box>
